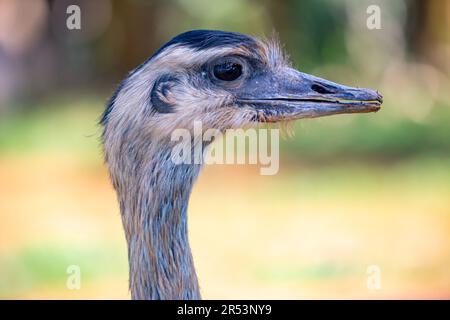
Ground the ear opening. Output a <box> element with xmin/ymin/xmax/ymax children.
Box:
<box><xmin>150</xmin><ymin>74</ymin><xmax>180</xmax><ymax>113</ymax></box>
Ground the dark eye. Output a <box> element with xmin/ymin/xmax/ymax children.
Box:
<box><xmin>213</xmin><ymin>62</ymin><xmax>243</xmax><ymax>81</ymax></box>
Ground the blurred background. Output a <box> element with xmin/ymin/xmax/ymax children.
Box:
<box><xmin>0</xmin><ymin>0</ymin><xmax>449</xmax><ymax>299</ymax></box>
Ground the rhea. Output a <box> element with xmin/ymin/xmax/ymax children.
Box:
<box><xmin>100</xmin><ymin>30</ymin><xmax>382</xmax><ymax>300</ymax></box>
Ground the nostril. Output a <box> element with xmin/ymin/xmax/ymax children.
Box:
<box><xmin>311</xmin><ymin>84</ymin><xmax>333</xmax><ymax>94</ymax></box>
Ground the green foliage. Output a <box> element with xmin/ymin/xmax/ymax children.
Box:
<box><xmin>0</xmin><ymin>97</ymin><xmax>103</xmax><ymax>159</ymax></box>
<box><xmin>281</xmin><ymin>103</ymin><xmax>450</xmax><ymax>162</ymax></box>
<box><xmin>0</xmin><ymin>243</ymin><xmax>126</xmax><ymax>297</ymax></box>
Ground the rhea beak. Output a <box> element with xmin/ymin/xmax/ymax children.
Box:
<box><xmin>237</xmin><ymin>68</ymin><xmax>383</xmax><ymax>122</ymax></box>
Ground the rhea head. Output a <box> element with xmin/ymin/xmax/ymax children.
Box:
<box><xmin>100</xmin><ymin>30</ymin><xmax>382</xmax><ymax>300</ymax></box>
<box><xmin>101</xmin><ymin>30</ymin><xmax>382</xmax><ymax>140</ymax></box>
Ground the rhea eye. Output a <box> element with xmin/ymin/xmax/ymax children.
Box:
<box><xmin>213</xmin><ymin>62</ymin><xmax>243</xmax><ymax>81</ymax></box>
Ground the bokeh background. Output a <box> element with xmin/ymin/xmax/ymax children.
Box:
<box><xmin>1</xmin><ymin>0</ymin><xmax>449</xmax><ymax>299</ymax></box>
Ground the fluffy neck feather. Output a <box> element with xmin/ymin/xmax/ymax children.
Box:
<box><xmin>110</xmin><ymin>138</ymin><xmax>202</xmax><ymax>299</ymax></box>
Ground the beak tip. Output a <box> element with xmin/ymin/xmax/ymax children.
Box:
<box><xmin>375</xmin><ymin>90</ymin><xmax>383</xmax><ymax>103</ymax></box>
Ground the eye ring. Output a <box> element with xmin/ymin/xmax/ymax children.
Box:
<box><xmin>210</xmin><ymin>56</ymin><xmax>245</xmax><ymax>83</ymax></box>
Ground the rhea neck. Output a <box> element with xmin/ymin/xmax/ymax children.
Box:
<box><xmin>114</xmin><ymin>138</ymin><xmax>204</xmax><ymax>299</ymax></box>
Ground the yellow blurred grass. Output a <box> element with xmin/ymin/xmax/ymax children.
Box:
<box><xmin>1</xmin><ymin>154</ymin><xmax>449</xmax><ymax>299</ymax></box>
